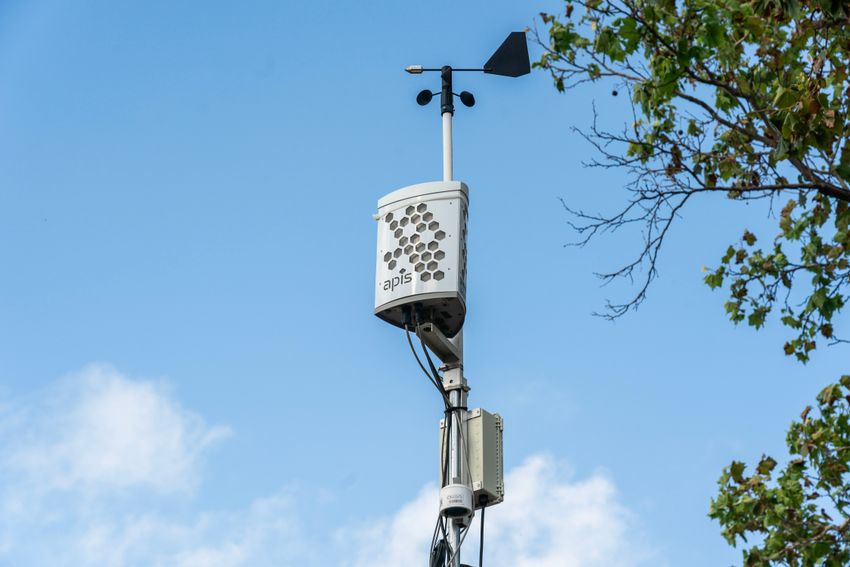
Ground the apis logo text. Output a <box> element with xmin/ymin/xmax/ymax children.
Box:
<box><xmin>382</xmin><ymin>271</ymin><xmax>412</xmax><ymax>291</ymax></box>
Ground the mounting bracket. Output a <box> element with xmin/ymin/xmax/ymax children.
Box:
<box><xmin>418</xmin><ymin>322</ymin><xmax>462</xmax><ymax>364</ymax></box>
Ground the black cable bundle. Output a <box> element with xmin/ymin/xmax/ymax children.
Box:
<box><xmin>478</xmin><ymin>504</ymin><xmax>486</xmax><ymax>567</ymax></box>
<box><xmin>430</xmin><ymin>537</ymin><xmax>448</xmax><ymax>567</ymax></box>
<box><xmin>402</xmin><ymin>308</ymin><xmax>483</xmax><ymax>567</ymax></box>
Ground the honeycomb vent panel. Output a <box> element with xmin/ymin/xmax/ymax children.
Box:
<box><xmin>380</xmin><ymin>201</ymin><xmax>454</xmax><ymax>283</ymax></box>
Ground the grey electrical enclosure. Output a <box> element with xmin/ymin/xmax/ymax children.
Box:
<box><xmin>440</xmin><ymin>408</ymin><xmax>504</xmax><ymax>508</ymax></box>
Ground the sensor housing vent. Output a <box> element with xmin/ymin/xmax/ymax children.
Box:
<box><xmin>374</xmin><ymin>181</ymin><xmax>468</xmax><ymax>337</ymax></box>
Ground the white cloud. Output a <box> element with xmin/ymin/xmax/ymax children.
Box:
<box><xmin>3</xmin><ymin>364</ymin><xmax>230</xmax><ymax>496</ymax></box>
<box><xmin>0</xmin><ymin>364</ymin><xmax>247</xmax><ymax>566</ymax></box>
<box><xmin>336</xmin><ymin>483</ymin><xmax>441</xmax><ymax>567</ymax></box>
<box><xmin>338</xmin><ymin>454</ymin><xmax>657</xmax><ymax>567</ymax></box>
<box><xmin>70</xmin><ymin>491</ymin><xmax>313</xmax><ymax>567</ymax></box>
<box><xmin>0</xmin><ymin>364</ymin><xmax>658</xmax><ymax>566</ymax></box>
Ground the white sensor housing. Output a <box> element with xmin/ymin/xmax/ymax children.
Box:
<box><xmin>374</xmin><ymin>181</ymin><xmax>468</xmax><ymax>337</ymax></box>
<box><xmin>440</xmin><ymin>483</ymin><xmax>474</xmax><ymax>518</ymax></box>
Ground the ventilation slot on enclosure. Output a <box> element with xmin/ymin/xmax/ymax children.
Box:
<box><xmin>459</xmin><ymin>203</ymin><xmax>468</xmax><ymax>292</ymax></box>
<box><xmin>382</xmin><ymin>202</ymin><xmax>447</xmax><ymax>282</ymax></box>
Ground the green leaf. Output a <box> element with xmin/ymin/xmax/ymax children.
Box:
<box><xmin>756</xmin><ymin>456</ymin><xmax>777</xmax><ymax>475</ymax></box>
<box><xmin>730</xmin><ymin>461</ymin><xmax>746</xmax><ymax>483</ymax></box>
<box><xmin>772</xmin><ymin>138</ymin><xmax>790</xmax><ymax>162</ymax></box>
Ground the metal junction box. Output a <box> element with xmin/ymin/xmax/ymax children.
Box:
<box><xmin>440</xmin><ymin>408</ymin><xmax>504</xmax><ymax>508</ymax></box>
<box><xmin>374</xmin><ymin>181</ymin><xmax>468</xmax><ymax>337</ymax></box>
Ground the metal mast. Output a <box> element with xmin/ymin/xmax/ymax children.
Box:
<box><xmin>395</xmin><ymin>31</ymin><xmax>529</xmax><ymax>567</ymax></box>
<box><xmin>440</xmin><ymin>64</ymin><xmax>469</xmax><ymax>567</ymax></box>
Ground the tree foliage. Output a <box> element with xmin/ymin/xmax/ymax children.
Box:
<box><xmin>536</xmin><ymin>0</ymin><xmax>850</xmax><ymax>362</ymax></box>
<box><xmin>709</xmin><ymin>377</ymin><xmax>850</xmax><ymax>565</ymax></box>
<box><xmin>536</xmin><ymin>1</ymin><xmax>850</xmax><ymax>563</ymax></box>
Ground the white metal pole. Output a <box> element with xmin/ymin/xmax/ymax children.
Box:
<box><xmin>449</xmin><ymin>391</ymin><xmax>461</xmax><ymax>567</ymax></box>
<box><xmin>442</xmin><ymin>106</ymin><xmax>464</xmax><ymax>567</ymax></box>
<box><xmin>443</xmin><ymin>366</ymin><xmax>467</xmax><ymax>567</ymax></box>
<box><xmin>442</xmin><ymin>111</ymin><xmax>453</xmax><ymax>182</ymax></box>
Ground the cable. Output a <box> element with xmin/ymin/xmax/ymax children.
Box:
<box><xmin>478</xmin><ymin>504</ymin><xmax>486</xmax><ymax>567</ymax></box>
<box><xmin>404</xmin><ymin>324</ymin><xmax>441</xmax><ymax>391</ymax></box>
<box><xmin>441</xmin><ymin>410</ymin><xmax>450</xmax><ymax>487</ymax></box>
<box><xmin>412</xmin><ymin>322</ymin><xmax>467</xmax><ymax>491</ymax></box>
<box><xmin>451</xmin><ymin>406</ymin><xmax>474</xmax><ymax>488</ymax></box>
<box><xmin>415</xmin><ymin>328</ymin><xmax>450</xmax><ymax>408</ymax></box>
<box><xmin>429</xmin><ymin>512</ymin><xmax>441</xmax><ymax>553</ymax></box>
<box><xmin>444</xmin><ymin>524</ymin><xmax>471</xmax><ymax>566</ymax></box>
<box><xmin>405</xmin><ymin>324</ymin><xmax>449</xmax><ymax>406</ymax></box>
<box><xmin>404</xmin><ymin>318</ymin><xmax>457</xmax><ymax>511</ymax></box>
<box><xmin>429</xmin><ymin>513</ymin><xmax>447</xmax><ymax>567</ymax></box>
<box><xmin>412</xmin><ymin>323</ymin><xmax>474</xmax><ymax>487</ymax></box>
<box><xmin>430</xmin><ymin>538</ymin><xmax>447</xmax><ymax>567</ymax></box>
<box><xmin>415</xmin><ymin>324</ymin><xmax>445</xmax><ymax>390</ymax></box>
<box><xmin>438</xmin><ymin>518</ymin><xmax>451</xmax><ymax>566</ymax></box>
<box><xmin>443</xmin><ymin>415</ymin><xmax>455</xmax><ymax>488</ymax></box>
<box><xmin>403</xmin><ymin>314</ymin><xmax>480</xmax><ymax>566</ymax></box>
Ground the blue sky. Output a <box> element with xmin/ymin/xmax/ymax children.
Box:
<box><xmin>1</xmin><ymin>1</ymin><xmax>847</xmax><ymax>565</ymax></box>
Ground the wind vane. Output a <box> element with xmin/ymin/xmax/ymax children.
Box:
<box><xmin>404</xmin><ymin>31</ymin><xmax>531</xmax><ymax>181</ymax></box>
